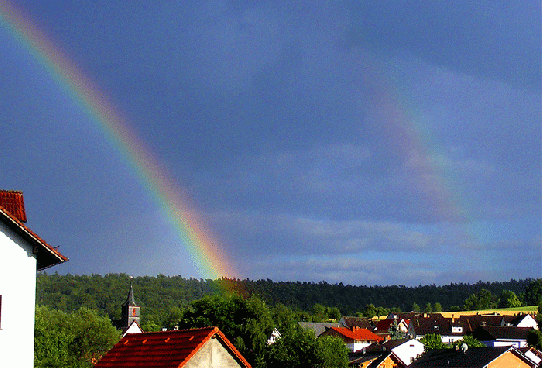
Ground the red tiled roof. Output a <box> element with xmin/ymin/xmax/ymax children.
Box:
<box><xmin>0</xmin><ymin>190</ymin><xmax>27</xmax><ymax>222</ymax></box>
<box><xmin>95</xmin><ymin>327</ymin><xmax>252</xmax><ymax>368</ymax></box>
<box><xmin>0</xmin><ymin>193</ymin><xmax>68</xmax><ymax>270</ymax></box>
<box><xmin>329</xmin><ymin>327</ymin><xmax>384</xmax><ymax>342</ymax></box>
<box><xmin>375</xmin><ymin>319</ymin><xmax>394</xmax><ymax>331</ymax></box>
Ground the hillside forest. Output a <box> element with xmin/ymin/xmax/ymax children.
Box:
<box><xmin>37</xmin><ymin>274</ymin><xmax>541</xmax><ymax>329</ymax></box>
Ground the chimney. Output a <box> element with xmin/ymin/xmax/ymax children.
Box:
<box><xmin>0</xmin><ymin>190</ymin><xmax>27</xmax><ymax>222</ymax></box>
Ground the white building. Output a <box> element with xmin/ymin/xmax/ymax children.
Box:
<box><xmin>391</xmin><ymin>339</ymin><xmax>425</xmax><ymax>365</ymax></box>
<box><xmin>0</xmin><ymin>190</ymin><xmax>67</xmax><ymax>368</ymax></box>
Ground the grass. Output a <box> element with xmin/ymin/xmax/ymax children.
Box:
<box><xmin>440</xmin><ymin>306</ymin><xmax>538</xmax><ymax>317</ymax></box>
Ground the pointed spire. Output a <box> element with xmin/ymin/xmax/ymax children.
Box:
<box><xmin>124</xmin><ymin>276</ymin><xmax>137</xmax><ymax>307</ymax></box>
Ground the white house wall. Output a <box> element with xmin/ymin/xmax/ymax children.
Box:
<box><xmin>0</xmin><ymin>222</ymin><xmax>38</xmax><ymax>368</ymax></box>
<box><xmin>348</xmin><ymin>341</ymin><xmax>371</xmax><ymax>352</ymax></box>
<box><xmin>482</xmin><ymin>340</ymin><xmax>528</xmax><ymax>348</ymax></box>
<box><xmin>184</xmin><ymin>337</ymin><xmax>243</xmax><ymax>368</ymax></box>
<box><xmin>392</xmin><ymin>339</ymin><xmax>425</xmax><ymax>365</ymax></box>
<box><xmin>516</xmin><ymin>315</ymin><xmax>538</xmax><ymax>330</ymax></box>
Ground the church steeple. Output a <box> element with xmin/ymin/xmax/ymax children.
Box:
<box><xmin>121</xmin><ymin>277</ymin><xmax>140</xmax><ymax>327</ymax></box>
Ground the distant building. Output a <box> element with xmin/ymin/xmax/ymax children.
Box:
<box><xmin>117</xmin><ymin>278</ymin><xmax>143</xmax><ymax>336</ymax></box>
<box><xmin>299</xmin><ymin>322</ymin><xmax>340</xmax><ymax>337</ymax></box>
<box><xmin>0</xmin><ymin>190</ymin><xmax>68</xmax><ymax>368</ymax></box>
<box><xmin>472</xmin><ymin>325</ymin><xmax>532</xmax><ymax>348</ymax></box>
<box><xmin>95</xmin><ymin>326</ymin><xmax>252</xmax><ymax>367</ymax></box>
<box><xmin>408</xmin><ymin>346</ymin><xmax>535</xmax><ymax>368</ymax></box>
<box><xmin>320</xmin><ymin>326</ymin><xmax>384</xmax><ymax>352</ymax></box>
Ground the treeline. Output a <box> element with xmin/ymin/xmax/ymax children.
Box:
<box><xmin>237</xmin><ymin>278</ymin><xmax>538</xmax><ymax>313</ymax></box>
<box><xmin>36</xmin><ymin>273</ymin><xmax>539</xmax><ymax>326</ymax></box>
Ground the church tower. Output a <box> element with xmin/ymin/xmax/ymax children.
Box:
<box><xmin>121</xmin><ymin>277</ymin><xmax>140</xmax><ymax>328</ymax></box>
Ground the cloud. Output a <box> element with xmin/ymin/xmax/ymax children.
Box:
<box><xmin>246</xmin><ymin>256</ymin><xmax>439</xmax><ymax>286</ymax></box>
<box><xmin>343</xmin><ymin>1</ymin><xmax>541</xmax><ymax>91</ymax></box>
<box><xmin>210</xmin><ymin>209</ymin><xmax>439</xmax><ymax>257</ymax></box>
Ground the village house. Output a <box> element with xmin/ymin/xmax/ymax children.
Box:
<box><xmin>460</xmin><ymin>313</ymin><xmax>539</xmax><ymax>332</ymax></box>
<box><xmin>0</xmin><ymin>190</ymin><xmax>68</xmax><ymax>368</ymax></box>
<box><xmin>407</xmin><ymin>346</ymin><xmax>537</xmax><ymax>368</ymax></box>
<box><xmin>374</xmin><ymin>317</ymin><xmax>410</xmax><ymax>340</ymax></box>
<box><xmin>320</xmin><ymin>326</ymin><xmax>384</xmax><ymax>352</ymax></box>
<box><xmin>349</xmin><ymin>338</ymin><xmax>425</xmax><ymax>367</ymax></box>
<box><xmin>94</xmin><ymin>326</ymin><xmax>252</xmax><ymax>368</ymax></box>
<box><xmin>349</xmin><ymin>351</ymin><xmax>405</xmax><ymax>368</ymax></box>
<box><xmin>299</xmin><ymin>321</ymin><xmax>341</xmax><ymax>337</ymax></box>
<box><xmin>472</xmin><ymin>325</ymin><xmax>533</xmax><ymax>348</ymax></box>
<box><xmin>405</xmin><ymin>313</ymin><xmax>467</xmax><ymax>344</ymax></box>
<box><xmin>521</xmin><ymin>347</ymin><xmax>542</xmax><ymax>366</ymax></box>
<box><xmin>340</xmin><ymin>316</ymin><xmax>375</xmax><ymax>330</ymax></box>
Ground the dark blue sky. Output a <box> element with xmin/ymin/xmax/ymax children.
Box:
<box><xmin>1</xmin><ymin>1</ymin><xmax>540</xmax><ymax>285</ymax></box>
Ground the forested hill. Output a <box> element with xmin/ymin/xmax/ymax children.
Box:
<box><xmin>36</xmin><ymin>273</ymin><xmax>539</xmax><ymax>322</ymax></box>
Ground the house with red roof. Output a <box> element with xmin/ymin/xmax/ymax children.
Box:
<box><xmin>95</xmin><ymin>326</ymin><xmax>252</xmax><ymax>368</ymax></box>
<box><xmin>0</xmin><ymin>190</ymin><xmax>68</xmax><ymax>368</ymax></box>
<box><xmin>320</xmin><ymin>326</ymin><xmax>384</xmax><ymax>352</ymax></box>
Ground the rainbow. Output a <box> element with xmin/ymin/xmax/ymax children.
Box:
<box><xmin>0</xmin><ymin>2</ymin><xmax>238</xmax><ymax>282</ymax></box>
<box><xmin>354</xmin><ymin>51</ymin><xmax>478</xmax><ymax>250</ymax></box>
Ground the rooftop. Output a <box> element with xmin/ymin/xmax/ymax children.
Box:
<box><xmin>0</xmin><ymin>190</ymin><xmax>67</xmax><ymax>270</ymax></box>
<box><xmin>94</xmin><ymin>326</ymin><xmax>252</xmax><ymax>368</ymax></box>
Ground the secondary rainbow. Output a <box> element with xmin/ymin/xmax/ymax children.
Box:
<box><xmin>0</xmin><ymin>2</ymin><xmax>238</xmax><ymax>281</ymax></box>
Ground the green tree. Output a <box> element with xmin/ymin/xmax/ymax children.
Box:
<box><xmin>327</xmin><ymin>306</ymin><xmax>341</xmax><ymax>321</ymax></box>
<box><xmin>264</xmin><ymin>324</ymin><xmax>316</xmax><ymax>368</ymax></box>
<box><xmin>452</xmin><ymin>335</ymin><xmax>486</xmax><ymax>348</ymax></box>
<box><xmin>433</xmin><ymin>302</ymin><xmax>443</xmax><ymax>312</ymax></box>
<box><xmin>311</xmin><ymin>304</ymin><xmax>327</xmax><ymax>322</ymax></box>
<box><xmin>314</xmin><ymin>335</ymin><xmax>349</xmax><ymax>368</ymax></box>
<box><xmin>497</xmin><ymin>290</ymin><xmax>522</xmax><ymax>308</ymax></box>
<box><xmin>35</xmin><ymin>306</ymin><xmax>120</xmax><ymax>368</ymax></box>
<box><xmin>420</xmin><ymin>333</ymin><xmax>449</xmax><ymax>350</ymax></box>
<box><xmin>525</xmin><ymin>279</ymin><xmax>542</xmax><ymax>306</ymax></box>
<box><xmin>424</xmin><ymin>303</ymin><xmax>433</xmax><ymax>313</ymax></box>
<box><xmin>411</xmin><ymin>303</ymin><xmax>420</xmax><ymax>312</ymax></box>
<box><xmin>527</xmin><ymin>330</ymin><xmax>542</xmax><ymax>350</ymax></box>
<box><xmin>464</xmin><ymin>289</ymin><xmax>497</xmax><ymax>310</ymax></box>
<box><xmin>164</xmin><ymin>306</ymin><xmax>184</xmax><ymax>330</ymax></box>
<box><xmin>363</xmin><ymin>304</ymin><xmax>377</xmax><ymax>319</ymax></box>
<box><xmin>179</xmin><ymin>295</ymin><xmax>274</xmax><ymax>367</ymax></box>
<box><xmin>264</xmin><ymin>324</ymin><xmax>348</xmax><ymax>368</ymax></box>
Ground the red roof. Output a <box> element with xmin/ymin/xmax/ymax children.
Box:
<box><xmin>329</xmin><ymin>327</ymin><xmax>384</xmax><ymax>342</ymax></box>
<box><xmin>95</xmin><ymin>327</ymin><xmax>252</xmax><ymax>368</ymax></box>
<box><xmin>0</xmin><ymin>190</ymin><xmax>68</xmax><ymax>270</ymax></box>
<box><xmin>0</xmin><ymin>190</ymin><xmax>27</xmax><ymax>222</ymax></box>
<box><xmin>376</xmin><ymin>319</ymin><xmax>394</xmax><ymax>331</ymax></box>
<box><xmin>375</xmin><ymin>318</ymin><xmax>410</xmax><ymax>331</ymax></box>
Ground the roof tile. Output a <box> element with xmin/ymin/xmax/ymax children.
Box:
<box><xmin>95</xmin><ymin>327</ymin><xmax>252</xmax><ymax>368</ymax></box>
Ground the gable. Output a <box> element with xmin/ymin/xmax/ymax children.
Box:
<box><xmin>95</xmin><ymin>327</ymin><xmax>251</xmax><ymax>368</ymax></box>
<box><xmin>487</xmin><ymin>349</ymin><xmax>532</xmax><ymax>368</ymax></box>
<box><xmin>184</xmin><ymin>337</ymin><xmax>243</xmax><ymax>368</ymax></box>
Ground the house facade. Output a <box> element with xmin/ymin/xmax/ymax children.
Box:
<box><xmin>0</xmin><ymin>190</ymin><xmax>67</xmax><ymax>368</ymax></box>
